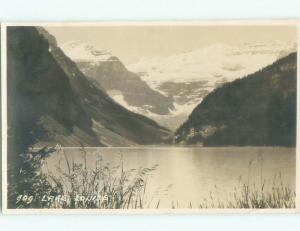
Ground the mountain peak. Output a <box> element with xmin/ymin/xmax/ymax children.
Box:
<box><xmin>61</xmin><ymin>40</ymin><xmax>115</xmax><ymax>62</ymax></box>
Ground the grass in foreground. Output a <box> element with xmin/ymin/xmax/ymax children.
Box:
<box><xmin>185</xmin><ymin>175</ymin><xmax>295</xmax><ymax>209</ymax></box>
<box><xmin>10</xmin><ymin>146</ymin><xmax>295</xmax><ymax>209</ymax></box>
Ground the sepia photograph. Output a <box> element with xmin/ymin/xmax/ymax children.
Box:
<box><xmin>1</xmin><ymin>22</ymin><xmax>298</xmax><ymax>213</ymax></box>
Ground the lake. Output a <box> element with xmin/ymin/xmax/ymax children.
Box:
<box><xmin>44</xmin><ymin>147</ymin><xmax>296</xmax><ymax>208</ymax></box>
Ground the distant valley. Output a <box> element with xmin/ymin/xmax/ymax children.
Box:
<box><xmin>61</xmin><ymin>40</ymin><xmax>295</xmax><ymax>130</ymax></box>
<box><xmin>7</xmin><ymin>27</ymin><xmax>297</xmax><ymax>150</ymax></box>
<box><xmin>128</xmin><ymin>42</ymin><xmax>296</xmax><ymax>130</ymax></box>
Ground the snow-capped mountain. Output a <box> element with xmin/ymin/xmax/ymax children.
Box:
<box><xmin>129</xmin><ymin>42</ymin><xmax>296</xmax><ymax>86</ymax></box>
<box><xmin>174</xmin><ymin>52</ymin><xmax>297</xmax><ymax>146</ymax></box>
<box><xmin>60</xmin><ymin>40</ymin><xmax>174</xmax><ymax>117</ymax></box>
<box><xmin>128</xmin><ymin>41</ymin><xmax>296</xmax><ymax>129</ymax></box>
<box><xmin>61</xmin><ymin>40</ymin><xmax>115</xmax><ymax>62</ymax></box>
<box><xmin>61</xmin><ymin>40</ymin><xmax>296</xmax><ymax>131</ymax></box>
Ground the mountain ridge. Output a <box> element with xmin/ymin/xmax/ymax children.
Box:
<box><xmin>61</xmin><ymin>40</ymin><xmax>175</xmax><ymax>116</ymax></box>
<box><xmin>174</xmin><ymin>52</ymin><xmax>297</xmax><ymax>147</ymax></box>
<box><xmin>7</xmin><ymin>26</ymin><xmax>171</xmax><ymax>158</ymax></box>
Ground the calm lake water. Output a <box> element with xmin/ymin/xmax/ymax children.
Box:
<box><xmin>45</xmin><ymin>147</ymin><xmax>295</xmax><ymax>208</ymax></box>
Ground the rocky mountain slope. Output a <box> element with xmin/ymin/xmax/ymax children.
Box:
<box><xmin>7</xmin><ymin>27</ymin><xmax>171</xmax><ymax>153</ymax></box>
<box><xmin>129</xmin><ymin>42</ymin><xmax>296</xmax><ymax>129</ymax></box>
<box><xmin>174</xmin><ymin>52</ymin><xmax>297</xmax><ymax>146</ymax></box>
<box><xmin>61</xmin><ymin>40</ymin><xmax>174</xmax><ymax>116</ymax></box>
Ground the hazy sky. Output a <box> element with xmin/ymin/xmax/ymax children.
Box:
<box><xmin>46</xmin><ymin>25</ymin><xmax>297</xmax><ymax>64</ymax></box>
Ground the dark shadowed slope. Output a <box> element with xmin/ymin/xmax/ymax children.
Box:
<box><xmin>175</xmin><ymin>53</ymin><xmax>297</xmax><ymax>147</ymax></box>
<box><xmin>7</xmin><ymin>27</ymin><xmax>171</xmax><ymax>157</ymax></box>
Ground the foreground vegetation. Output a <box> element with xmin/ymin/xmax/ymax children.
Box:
<box><xmin>9</xmin><ymin>146</ymin><xmax>295</xmax><ymax>209</ymax></box>
<box><xmin>12</xmin><ymin>146</ymin><xmax>158</xmax><ymax>209</ymax></box>
<box><xmin>186</xmin><ymin>173</ymin><xmax>295</xmax><ymax>209</ymax></box>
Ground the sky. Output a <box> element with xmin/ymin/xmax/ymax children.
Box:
<box><xmin>45</xmin><ymin>25</ymin><xmax>297</xmax><ymax>65</ymax></box>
